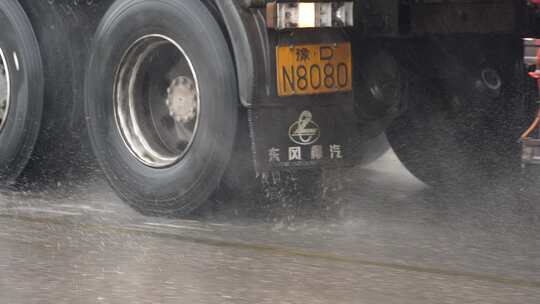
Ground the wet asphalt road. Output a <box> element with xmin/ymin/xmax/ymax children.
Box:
<box><xmin>1</xmin><ymin>151</ymin><xmax>540</xmax><ymax>303</ymax></box>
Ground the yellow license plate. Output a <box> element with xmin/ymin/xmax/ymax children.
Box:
<box><xmin>276</xmin><ymin>43</ymin><xmax>352</xmax><ymax>97</ymax></box>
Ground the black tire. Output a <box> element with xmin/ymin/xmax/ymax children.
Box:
<box><xmin>16</xmin><ymin>0</ymin><xmax>113</xmax><ymax>186</ymax></box>
<box><xmin>85</xmin><ymin>0</ymin><xmax>238</xmax><ymax>216</ymax></box>
<box><xmin>387</xmin><ymin>37</ymin><xmax>535</xmax><ymax>188</ymax></box>
<box><xmin>0</xmin><ymin>0</ymin><xmax>43</xmax><ymax>184</ymax></box>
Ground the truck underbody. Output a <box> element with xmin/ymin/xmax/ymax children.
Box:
<box><xmin>0</xmin><ymin>0</ymin><xmax>538</xmax><ymax>215</ymax></box>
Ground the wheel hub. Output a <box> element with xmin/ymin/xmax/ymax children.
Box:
<box><xmin>0</xmin><ymin>48</ymin><xmax>10</xmax><ymax>132</ymax></box>
<box><xmin>166</xmin><ymin>76</ymin><xmax>198</xmax><ymax>124</ymax></box>
<box><xmin>114</xmin><ymin>35</ymin><xmax>200</xmax><ymax>168</ymax></box>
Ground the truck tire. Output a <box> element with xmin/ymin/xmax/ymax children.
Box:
<box><xmin>85</xmin><ymin>0</ymin><xmax>238</xmax><ymax>216</ymax></box>
<box><xmin>15</xmin><ymin>0</ymin><xmax>112</xmax><ymax>186</ymax></box>
<box><xmin>387</xmin><ymin>37</ymin><xmax>534</xmax><ymax>188</ymax></box>
<box><xmin>0</xmin><ymin>0</ymin><xmax>43</xmax><ymax>184</ymax></box>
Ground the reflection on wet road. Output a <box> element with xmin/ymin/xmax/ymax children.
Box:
<box><xmin>1</xmin><ymin>152</ymin><xmax>540</xmax><ymax>303</ymax></box>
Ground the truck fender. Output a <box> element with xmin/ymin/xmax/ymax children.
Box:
<box><xmin>212</xmin><ymin>1</ymin><xmax>268</xmax><ymax>107</ymax></box>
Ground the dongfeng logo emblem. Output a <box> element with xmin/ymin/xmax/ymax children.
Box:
<box><xmin>289</xmin><ymin>111</ymin><xmax>320</xmax><ymax>145</ymax></box>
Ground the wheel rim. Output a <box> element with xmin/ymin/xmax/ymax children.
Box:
<box><xmin>114</xmin><ymin>35</ymin><xmax>200</xmax><ymax>168</ymax></box>
<box><xmin>0</xmin><ymin>47</ymin><xmax>10</xmax><ymax>132</ymax></box>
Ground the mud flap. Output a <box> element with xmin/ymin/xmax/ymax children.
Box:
<box><xmin>248</xmin><ymin>97</ymin><xmax>358</xmax><ymax>174</ymax></box>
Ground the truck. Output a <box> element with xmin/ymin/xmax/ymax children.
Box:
<box><xmin>0</xmin><ymin>0</ymin><xmax>538</xmax><ymax>216</ymax></box>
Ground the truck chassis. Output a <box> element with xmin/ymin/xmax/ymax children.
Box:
<box><xmin>0</xmin><ymin>0</ymin><xmax>537</xmax><ymax>215</ymax></box>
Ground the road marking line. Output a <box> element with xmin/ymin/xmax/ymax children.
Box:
<box><xmin>144</xmin><ymin>222</ymin><xmax>213</xmax><ymax>232</ymax></box>
<box><xmin>6</xmin><ymin>207</ymin><xmax>82</xmax><ymax>216</ymax></box>
<box><xmin>55</xmin><ymin>204</ymin><xmax>116</xmax><ymax>214</ymax></box>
